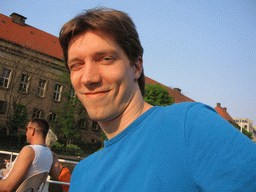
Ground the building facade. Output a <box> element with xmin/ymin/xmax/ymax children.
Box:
<box><xmin>233</xmin><ymin>118</ymin><xmax>256</xmax><ymax>141</ymax></box>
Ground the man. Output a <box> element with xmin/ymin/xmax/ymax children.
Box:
<box><xmin>59</xmin><ymin>8</ymin><xmax>256</xmax><ymax>191</ymax></box>
<box><xmin>0</xmin><ymin>119</ymin><xmax>54</xmax><ymax>192</ymax></box>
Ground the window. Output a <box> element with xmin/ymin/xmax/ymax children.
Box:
<box><xmin>38</xmin><ymin>80</ymin><xmax>46</xmax><ymax>97</ymax></box>
<box><xmin>32</xmin><ymin>108</ymin><xmax>44</xmax><ymax>118</ymax></box>
<box><xmin>53</xmin><ymin>84</ymin><xmax>62</xmax><ymax>101</ymax></box>
<box><xmin>92</xmin><ymin>121</ymin><xmax>99</xmax><ymax>131</ymax></box>
<box><xmin>0</xmin><ymin>68</ymin><xmax>12</xmax><ymax>88</ymax></box>
<box><xmin>79</xmin><ymin>119</ymin><xmax>87</xmax><ymax>128</ymax></box>
<box><xmin>19</xmin><ymin>74</ymin><xmax>30</xmax><ymax>93</ymax></box>
<box><xmin>0</xmin><ymin>100</ymin><xmax>7</xmax><ymax>114</ymax></box>
<box><xmin>69</xmin><ymin>88</ymin><xmax>76</xmax><ymax>104</ymax></box>
<box><xmin>48</xmin><ymin>112</ymin><xmax>56</xmax><ymax>122</ymax></box>
<box><xmin>69</xmin><ymin>89</ymin><xmax>76</xmax><ymax>101</ymax></box>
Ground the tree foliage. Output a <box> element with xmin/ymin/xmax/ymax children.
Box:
<box><xmin>50</xmin><ymin>66</ymin><xmax>83</xmax><ymax>144</ymax></box>
<box><xmin>101</xmin><ymin>131</ymin><xmax>107</xmax><ymax>141</ymax></box>
<box><xmin>50</xmin><ymin>98</ymin><xmax>81</xmax><ymax>145</ymax></box>
<box><xmin>143</xmin><ymin>83</ymin><xmax>174</xmax><ymax>106</ymax></box>
<box><xmin>242</xmin><ymin>129</ymin><xmax>253</xmax><ymax>140</ymax></box>
<box><xmin>7</xmin><ymin>104</ymin><xmax>29</xmax><ymax>134</ymax></box>
<box><xmin>229</xmin><ymin>121</ymin><xmax>253</xmax><ymax>140</ymax></box>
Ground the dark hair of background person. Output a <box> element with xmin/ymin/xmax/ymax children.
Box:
<box><xmin>30</xmin><ymin>118</ymin><xmax>49</xmax><ymax>139</ymax></box>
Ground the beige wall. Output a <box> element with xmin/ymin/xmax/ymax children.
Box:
<box><xmin>234</xmin><ymin>118</ymin><xmax>256</xmax><ymax>142</ymax></box>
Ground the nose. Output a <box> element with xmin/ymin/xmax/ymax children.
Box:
<box><xmin>80</xmin><ymin>61</ymin><xmax>101</xmax><ymax>87</ymax></box>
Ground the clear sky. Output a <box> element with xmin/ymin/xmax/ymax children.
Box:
<box><xmin>1</xmin><ymin>0</ymin><xmax>255</xmax><ymax>125</ymax></box>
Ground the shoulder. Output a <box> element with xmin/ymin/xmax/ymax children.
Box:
<box><xmin>161</xmin><ymin>102</ymin><xmax>216</xmax><ymax>113</ymax></box>
<box><xmin>20</xmin><ymin>145</ymin><xmax>35</xmax><ymax>156</ymax></box>
<box><xmin>52</xmin><ymin>151</ymin><xmax>58</xmax><ymax>158</ymax></box>
<box><xmin>151</xmin><ymin>102</ymin><xmax>217</xmax><ymax>122</ymax></box>
<box><xmin>16</xmin><ymin>146</ymin><xmax>35</xmax><ymax>163</ymax></box>
<box><xmin>51</xmin><ymin>151</ymin><xmax>58</xmax><ymax>163</ymax></box>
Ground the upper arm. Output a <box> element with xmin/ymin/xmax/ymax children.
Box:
<box><xmin>0</xmin><ymin>146</ymin><xmax>35</xmax><ymax>191</ymax></box>
<box><xmin>49</xmin><ymin>151</ymin><xmax>61</xmax><ymax>180</ymax></box>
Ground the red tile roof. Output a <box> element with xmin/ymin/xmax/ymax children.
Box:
<box><xmin>214</xmin><ymin>103</ymin><xmax>234</xmax><ymax>122</ymax></box>
<box><xmin>1</xmin><ymin>12</ymin><xmax>195</xmax><ymax>104</ymax></box>
<box><xmin>145</xmin><ymin>76</ymin><xmax>195</xmax><ymax>103</ymax></box>
<box><xmin>0</xmin><ymin>13</ymin><xmax>63</xmax><ymax>60</ymax></box>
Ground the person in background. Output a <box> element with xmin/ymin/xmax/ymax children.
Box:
<box><xmin>59</xmin><ymin>7</ymin><xmax>256</xmax><ymax>191</ymax></box>
<box><xmin>45</xmin><ymin>129</ymin><xmax>61</xmax><ymax>180</ymax></box>
<box><xmin>0</xmin><ymin>119</ymin><xmax>53</xmax><ymax>192</ymax></box>
<box><xmin>46</xmin><ymin>129</ymin><xmax>71</xmax><ymax>192</ymax></box>
<box><xmin>0</xmin><ymin>160</ymin><xmax>11</xmax><ymax>179</ymax></box>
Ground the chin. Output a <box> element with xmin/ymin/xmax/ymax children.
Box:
<box><xmin>87</xmin><ymin>110</ymin><xmax>118</xmax><ymax>122</ymax></box>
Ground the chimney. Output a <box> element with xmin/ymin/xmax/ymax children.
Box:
<box><xmin>174</xmin><ymin>88</ymin><xmax>181</xmax><ymax>94</ymax></box>
<box><xmin>10</xmin><ymin>13</ymin><xmax>27</xmax><ymax>26</ymax></box>
<box><xmin>223</xmin><ymin>107</ymin><xmax>227</xmax><ymax>112</ymax></box>
<box><xmin>217</xmin><ymin>103</ymin><xmax>221</xmax><ymax>107</ymax></box>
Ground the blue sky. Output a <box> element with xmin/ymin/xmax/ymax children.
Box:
<box><xmin>1</xmin><ymin>0</ymin><xmax>255</xmax><ymax>125</ymax></box>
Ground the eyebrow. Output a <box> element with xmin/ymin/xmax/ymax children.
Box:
<box><xmin>95</xmin><ymin>50</ymin><xmax>120</xmax><ymax>57</ymax></box>
<box><xmin>67</xmin><ymin>57</ymin><xmax>81</xmax><ymax>65</ymax></box>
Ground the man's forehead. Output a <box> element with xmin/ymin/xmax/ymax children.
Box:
<box><xmin>68</xmin><ymin>30</ymin><xmax>117</xmax><ymax>49</ymax></box>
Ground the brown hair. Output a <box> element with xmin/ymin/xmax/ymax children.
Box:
<box><xmin>59</xmin><ymin>7</ymin><xmax>145</xmax><ymax>96</ymax></box>
<box><xmin>30</xmin><ymin>118</ymin><xmax>49</xmax><ymax>139</ymax></box>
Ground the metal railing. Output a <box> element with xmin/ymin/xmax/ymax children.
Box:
<box><xmin>0</xmin><ymin>150</ymin><xmax>78</xmax><ymax>192</ymax></box>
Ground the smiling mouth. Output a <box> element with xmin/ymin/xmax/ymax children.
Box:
<box><xmin>84</xmin><ymin>90</ymin><xmax>110</xmax><ymax>98</ymax></box>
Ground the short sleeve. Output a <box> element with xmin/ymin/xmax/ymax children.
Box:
<box><xmin>185</xmin><ymin>103</ymin><xmax>256</xmax><ymax>191</ymax></box>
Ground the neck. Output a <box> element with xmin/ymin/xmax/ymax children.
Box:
<box><xmin>99</xmin><ymin>92</ymin><xmax>152</xmax><ymax>140</ymax></box>
<box><xmin>30</xmin><ymin>139</ymin><xmax>46</xmax><ymax>146</ymax></box>
<box><xmin>32</xmin><ymin>143</ymin><xmax>46</xmax><ymax>146</ymax></box>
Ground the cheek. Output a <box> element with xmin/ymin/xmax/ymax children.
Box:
<box><xmin>70</xmin><ymin>73</ymin><xmax>79</xmax><ymax>88</ymax></box>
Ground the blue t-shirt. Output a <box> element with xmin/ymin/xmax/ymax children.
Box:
<box><xmin>70</xmin><ymin>102</ymin><xmax>256</xmax><ymax>191</ymax></box>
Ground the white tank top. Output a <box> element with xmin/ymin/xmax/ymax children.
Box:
<box><xmin>26</xmin><ymin>145</ymin><xmax>53</xmax><ymax>178</ymax></box>
<box><xmin>4</xmin><ymin>144</ymin><xmax>53</xmax><ymax>179</ymax></box>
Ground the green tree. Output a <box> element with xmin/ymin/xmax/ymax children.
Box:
<box><xmin>242</xmin><ymin>129</ymin><xmax>253</xmax><ymax>140</ymax></box>
<box><xmin>50</xmin><ymin>66</ymin><xmax>84</xmax><ymax>144</ymax></box>
<box><xmin>229</xmin><ymin>121</ymin><xmax>253</xmax><ymax>140</ymax></box>
<box><xmin>6</xmin><ymin>104</ymin><xmax>29</xmax><ymax>147</ymax></box>
<box><xmin>101</xmin><ymin>131</ymin><xmax>107</xmax><ymax>141</ymax></box>
<box><xmin>143</xmin><ymin>83</ymin><xmax>174</xmax><ymax>106</ymax></box>
<box><xmin>7</xmin><ymin>104</ymin><xmax>28</xmax><ymax>134</ymax></box>
<box><xmin>50</xmin><ymin>99</ymin><xmax>81</xmax><ymax>145</ymax></box>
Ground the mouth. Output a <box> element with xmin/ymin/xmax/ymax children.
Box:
<box><xmin>83</xmin><ymin>90</ymin><xmax>110</xmax><ymax>99</ymax></box>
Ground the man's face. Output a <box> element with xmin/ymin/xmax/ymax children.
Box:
<box><xmin>67</xmin><ymin>30</ymin><xmax>140</xmax><ymax>122</ymax></box>
<box><xmin>26</xmin><ymin>122</ymin><xmax>34</xmax><ymax>143</ymax></box>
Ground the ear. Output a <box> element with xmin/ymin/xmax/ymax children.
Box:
<box><xmin>31</xmin><ymin>128</ymin><xmax>36</xmax><ymax>136</ymax></box>
<box><xmin>134</xmin><ymin>56</ymin><xmax>143</xmax><ymax>80</ymax></box>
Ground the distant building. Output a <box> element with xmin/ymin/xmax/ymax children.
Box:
<box><xmin>214</xmin><ymin>103</ymin><xmax>234</xmax><ymax>123</ymax></box>
<box><xmin>214</xmin><ymin>103</ymin><xmax>256</xmax><ymax>141</ymax></box>
<box><xmin>145</xmin><ymin>77</ymin><xmax>195</xmax><ymax>103</ymax></box>
<box><xmin>233</xmin><ymin>118</ymin><xmax>256</xmax><ymax>141</ymax></box>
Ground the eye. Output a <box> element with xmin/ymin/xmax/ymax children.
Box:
<box><xmin>99</xmin><ymin>56</ymin><xmax>115</xmax><ymax>65</ymax></box>
<box><xmin>69</xmin><ymin>63</ymin><xmax>83</xmax><ymax>71</ymax></box>
<box><xmin>103</xmin><ymin>57</ymin><xmax>112</xmax><ymax>61</ymax></box>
